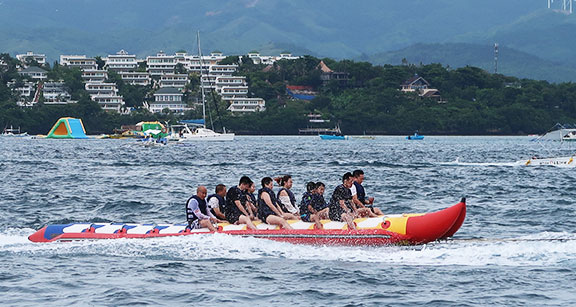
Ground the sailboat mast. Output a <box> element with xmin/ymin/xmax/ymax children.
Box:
<box><xmin>197</xmin><ymin>31</ymin><xmax>206</xmax><ymax>129</ymax></box>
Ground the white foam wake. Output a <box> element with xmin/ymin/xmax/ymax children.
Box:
<box><xmin>2</xmin><ymin>230</ymin><xmax>575</xmax><ymax>267</ymax></box>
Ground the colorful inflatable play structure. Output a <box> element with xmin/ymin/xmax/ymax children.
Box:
<box><xmin>29</xmin><ymin>199</ymin><xmax>466</xmax><ymax>246</ymax></box>
<box><xmin>46</xmin><ymin>117</ymin><xmax>89</xmax><ymax>139</ymax></box>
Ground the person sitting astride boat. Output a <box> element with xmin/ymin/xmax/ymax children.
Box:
<box><xmin>257</xmin><ymin>177</ymin><xmax>294</xmax><ymax>229</ymax></box>
<box><xmin>312</xmin><ymin>182</ymin><xmax>330</xmax><ymax>216</ymax></box>
<box><xmin>207</xmin><ymin>184</ymin><xmax>227</xmax><ymax>220</ymax></box>
<box><xmin>299</xmin><ymin>182</ymin><xmax>325</xmax><ymax>229</ymax></box>
<box><xmin>275</xmin><ymin>175</ymin><xmax>300</xmax><ymax>216</ymax></box>
<box><xmin>245</xmin><ymin>181</ymin><xmax>259</xmax><ymax>220</ymax></box>
<box><xmin>328</xmin><ymin>172</ymin><xmax>357</xmax><ymax>229</ymax></box>
<box><xmin>351</xmin><ymin>170</ymin><xmax>383</xmax><ymax>216</ymax></box>
<box><xmin>225</xmin><ymin>176</ymin><xmax>258</xmax><ymax>230</ymax></box>
<box><xmin>186</xmin><ymin>186</ymin><xmax>222</xmax><ymax>231</ymax></box>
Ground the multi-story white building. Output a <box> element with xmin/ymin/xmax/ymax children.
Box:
<box><xmin>105</xmin><ymin>50</ymin><xmax>139</xmax><ymax>72</ymax></box>
<box><xmin>16</xmin><ymin>51</ymin><xmax>47</xmax><ymax>67</ymax></box>
<box><xmin>119</xmin><ymin>71</ymin><xmax>151</xmax><ymax>86</ymax></box>
<box><xmin>82</xmin><ymin>69</ymin><xmax>108</xmax><ymax>83</ymax></box>
<box><xmin>42</xmin><ymin>81</ymin><xmax>74</xmax><ymax>104</ymax></box>
<box><xmin>227</xmin><ymin>97</ymin><xmax>266</xmax><ymax>113</ymax></box>
<box><xmin>247</xmin><ymin>51</ymin><xmax>299</xmax><ymax>65</ymax></box>
<box><xmin>159</xmin><ymin>73</ymin><xmax>188</xmax><ymax>89</ymax></box>
<box><xmin>148</xmin><ymin>87</ymin><xmax>189</xmax><ymax>113</ymax></box>
<box><xmin>18</xmin><ymin>66</ymin><xmax>48</xmax><ymax>80</ymax></box>
<box><xmin>60</xmin><ymin>55</ymin><xmax>98</xmax><ymax>70</ymax></box>
<box><xmin>208</xmin><ymin>64</ymin><xmax>237</xmax><ymax>76</ymax></box>
<box><xmin>7</xmin><ymin>80</ymin><xmax>35</xmax><ymax>106</ymax></box>
<box><xmin>85</xmin><ymin>82</ymin><xmax>125</xmax><ymax>112</ymax></box>
<box><xmin>146</xmin><ymin>51</ymin><xmax>177</xmax><ymax>76</ymax></box>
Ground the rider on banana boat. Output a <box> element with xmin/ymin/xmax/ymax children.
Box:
<box><xmin>245</xmin><ymin>181</ymin><xmax>259</xmax><ymax>220</ymax></box>
<box><xmin>225</xmin><ymin>176</ymin><xmax>258</xmax><ymax>230</ymax></box>
<box><xmin>350</xmin><ymin>170</ymin><xmax>382</xmax><ymax>217</ymax></box>
<box><xmin>275</xmin><ymin>175</ymin><xmax>300</xmax><ymax>216</ymax></box>
<box><xmin>207</xmin><ymin>184</ymin><xmax>227</xmax><ymax>220</ymax></box>
<box><xmin>186</xmin><ymin>186</ymin><xmax>221</xmax><ymax>231</ymax></box>
<box><xmin>299</xmin><ymin>181</ymin><xmax>324</xmax><ymax>229</ymax></box>
<box><xmin>351</xmin><ymin>169</ymin><xmax>383</xmax><ymax>216</ymax></box>
<box><xmin>328</xmin><ymin>172</ymin><xmax>357</xmax><ymax>229</ymax></box>
<box><xmin>257</xmin><ymin>177</ymin><xmax>294</xmax><ymax>229</ymax></box>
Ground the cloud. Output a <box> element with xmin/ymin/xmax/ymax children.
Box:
<box><xmin>205</xmin><ymin>10</ymin><xmax>222</xmax><ymax>16</ymax></box>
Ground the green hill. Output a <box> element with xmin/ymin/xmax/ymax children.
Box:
<box><xmin>363</xmin><ymin>43</ymin><xmax>576</xmax><ymax>83</ymax></box>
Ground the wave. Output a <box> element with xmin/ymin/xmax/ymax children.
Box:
<box><xmin>2</xmin><ymin>229</ymin><xmax>574</xmax><ymax>267</ymax></box>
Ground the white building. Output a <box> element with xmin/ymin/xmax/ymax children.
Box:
<box><xmin>146</xmin><ymin>51</ymin><xmax>177</xmax><ymax>76</ymax></box>
<box><xmin>149</xmin><ymin>87</ymin><xmax>189</xmax><ymax>113</ymax></box>
<box><xmin>119</xmin><ymin>71</ymin><xmax>151</xmax><ymax>86</ymax></box>
<box><xmin>8</xmin><ymin>80</ymin><xmax>35</xmax><ymax>106</ymax></box>
<box><xmin>42</xmin><ymin>81</ymin><xmax>75</xmax><ymax>105</ymax></box>
<box><xmin>227</xmin><ymin>97</ymin><xmax>266</xmax><ymax>112</ymax></box>
<box><xmin>85</xmin><ymin>82</ymin><xmax>125</xmax><ymax>112</ymax></box>
<box><xmin>16</xmin><ymin>51</ymin><xmax>47</xmax><ymax>67</ymax></box>
<box><xmin>82</xmin><ymin>69</ymin><xmax>108</xmax><ymax>83</ymax></box>
<box><xmin>105</xmin><ymin>50</ymin><xmax>139</xmax><ymax>72</ymax></box>
<box><xmin>60</xmin><ymin>55</ymin><xmax>98</xmax><ymax>70</ymax></box>
<box><xmin>209</xmin><ymin>64</ymin><xmax>237</xmax><ymax>76</ymax></box>
<box><xmin>247</xmin><ymin>51</ymin><xmax>299</xmax><ymax>65</ymax></box>
<box><xmin>18</xmin><ymin>66</ymin><xmax>48</xmax><ymax>80</ymax></box>
<box><xmin>159</xmin><ymin>73</ymin><xmax>188</xmax><ymax>89</ymax></box>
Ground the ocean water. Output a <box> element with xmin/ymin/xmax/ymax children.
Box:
<box><xmin>1</xmin><ymin>136</ymin><xmax>575</xmax><ymax>306</ymax></box>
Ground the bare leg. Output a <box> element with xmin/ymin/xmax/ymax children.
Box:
<box><xmin>373</xmin><ymin>207</ymin><xmax>384</xmax><ymax>216</ymax></box>
<box><xmin>199</xmin><ymin>219</ymin><xmax>216</xmax><ymax>232</ymax></box>
<box><xmin>266</xmin><ymin>215</ymin><xmax>293</xmax><ymax>230</ymax></box>
<box><xmin>238</xmin><ymin>215</ymin><xmax>258</xmax><ymax>230</ymax></box>
<box><xmin>342</xmin><ymin>213</ymin><xmax>356</xmax><ymax>230</ymax></box>
<box><xmin>311</xmin><ymin>214</ymin><xmax>323</xmax><ymax>229</ymax></box>
<box><xmin>281</xmin><ymin>213</ymin><xmax>300</xmax><ymax>220</ymax></box>
<box><xmin>357</xmin><ymin>208</ymin><xmax>378</xmax><ymax>218</ymax></box>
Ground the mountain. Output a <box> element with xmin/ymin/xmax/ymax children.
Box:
<box><xmin>1</xmin><ymin>0</ymin><xmax>574</xmax><ymax>81</ymax></box>
<box><xmin>363</xmin><ymin>43</ymin><xmax>576</xmax><ymax>82</ymax></box>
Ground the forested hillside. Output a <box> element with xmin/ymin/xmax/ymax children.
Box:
<box><xmin>2</xmin><ymin>53</ymin><xmax>575</xmax><ymax>135</ymax></box>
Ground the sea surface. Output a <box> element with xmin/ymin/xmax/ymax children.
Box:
<box><xmin>1</xmin><ymin>136</ymin><xmax>575</xmax><ymax>306</ymax></box>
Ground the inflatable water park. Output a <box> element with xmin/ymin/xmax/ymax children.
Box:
<box><xmin>46</xmin><ymin>117</ymin><xmax>89</xmax><ymax>139</ymax></box>
<box><xmin>28</xmin><ymin>199</ymin><xmax>466</xmax><ymax>246</ymax></box>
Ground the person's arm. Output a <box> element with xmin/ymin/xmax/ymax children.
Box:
<box><xmin>262</xmin><ymin>193</ymin><xmax>283</xmax><ymax>216</ymax></box>
<box><xmin>352</xmin><ymin>194</ymin><xmax>365</xmax><ymax>208</ymax></box>
<box><xmin>189</xmin><ymin>199</ymin><xmax>211</xmax><ymax>220</ymax></box>
<box><xmin>234</xmin><ymin>199</ymin><xmax>250</xmax><ymax>216</ymax></box>
<box><xmin>308</xmin><ymin>204</ymin><xmax>317</xmax><ymax>214</ymax></box>
<box><xmin>339</xmin><ymin>199</ymin><xmax>351</xmax><ymax>213</ymax></box>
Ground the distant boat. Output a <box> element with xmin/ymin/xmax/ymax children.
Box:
<box><xmin>172</xmin><ymin>32</ymin><xmax>234</xmax><ymax>142</ymax></box>
<box><xmin>533</xmin><ymin>123</ymin><xmax>576</xmax><ymax>142</ymax></box>
<box><xmin>1</xmin><ymin>125</ymin><xmax>28</xmax><ymax>137</ymax></box>
<box><xmin>319</xmin><ymin>125</ymin><xmax>347</xmax><ymax>140</ymax></box>
<box><xmin>320</xmin><ymin>134</ymin><xmax>348</xmax><ymax>140</ymax></box>
<box><xmin>406</xmin><ymin>132</ymin><xmax>424</xmax><ymax>140</ymax></box>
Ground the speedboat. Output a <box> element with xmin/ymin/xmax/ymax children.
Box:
<box><xmin>406</xmin><ymin>133</ymin><xmax>424</xmax><ymax>140</ymax></box>
<box><xmin>28</xmin><ymin>199</ymin><xmax>466</xmax><ymax>246</ymax></box>
<box><xmin>319</xmin><ymin>134</ymin><xmax>348</xmax><ymax>140</ymax></box>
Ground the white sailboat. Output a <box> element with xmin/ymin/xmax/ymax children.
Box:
<box><xmin>177</xmin><ymin>32</ymin><xmax>234</xmax><ymax>142</ymax></box>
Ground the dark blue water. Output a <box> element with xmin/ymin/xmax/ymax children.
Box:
<box><xmin>1</xmin><ymin>136</ymin><xmax>575</xmax><ymax>305</ymax></box>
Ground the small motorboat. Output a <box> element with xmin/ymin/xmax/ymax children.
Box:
<box><xmin>28</xmin><ymin>199</ymin><xmax>466</xmax><ymax>246</ymax></box>
<box><xmin>406</xmin><ymin>132</ymin><xmax>424</xmax><ymax>140</ymax></box>
<box><xmin>319</xmin><ymin>134</ymin><xmax>348</xmax><ymax>140</ymax></box>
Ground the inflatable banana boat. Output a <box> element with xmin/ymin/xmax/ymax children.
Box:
<box><xmin>29</xmin><ymin>199</ymin><xmax>466</xmax><ymax>246</ymax></box>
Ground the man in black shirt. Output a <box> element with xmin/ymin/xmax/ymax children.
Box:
<box><xmin>225</xmin><ymin>176</ymin><xmax>258</xmax><ymax>230</ymax></box>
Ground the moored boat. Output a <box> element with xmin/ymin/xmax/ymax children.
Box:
<box><xmin>28</xmin><ymin>199</ymin><xmax>466</xmax><ymax>246</ymax></box>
